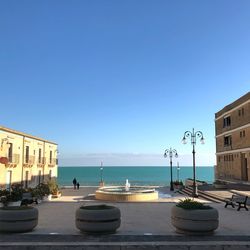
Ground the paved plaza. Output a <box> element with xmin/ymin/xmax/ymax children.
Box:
<box><xmin>25</xmin><ymin>187</ymin><xmax>250</xmax><ymax>236</ymax></box>
<box><xmin>2</xmin><ymin>187</ymin><xmax>250</xmax><ymax>249</ymax></box>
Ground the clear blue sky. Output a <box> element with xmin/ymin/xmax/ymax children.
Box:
<box><xmin>0</xmin><ymin>1</ymin><xmax>249</xmax><ymax>166</ymax></box>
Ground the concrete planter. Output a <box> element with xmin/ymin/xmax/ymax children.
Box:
<box><xmin>171</xmin><ymin>205</ymin><xmax>219</xmax><ymax>235</ymax></box>
<box><xmin>0</xmin><ymin>206</ymin><xmax>38</xmax><ymax>233</ymax></box>
<box><xmin>173</xmin><ymin>184</ymin><xmax>184</xmax><ymax>190</ymax></box>
<box><xmin>214</xmin><ymin>183</ymin><xmax>227</xmax><ymax>189</ymax></box>
<box><xmin>75</xmin><ymin>204</ymin><xmax>121</xmax><ymax>234</ymax></box>
<box><xmin>52</xmin><ymin>192</ymin><xmax>61</xmax><ymax>198</ymax></box>
<box><xmin>43</xmin><ymin>194</ymin><xmax>52</xmax><ymax>201</ymax></box>
<box><xmin>7</xmin><ymin>201</ymin><xmax>22</xmax><ymax>207</ymax></box>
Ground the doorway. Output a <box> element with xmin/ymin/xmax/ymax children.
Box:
<box><xmin>6</xmin><ymin>170</ymin><xmax>12</xmax><ymax>190</ymax></box>
<box><xmin>241</xmin><ymin>153</ymin><xmax>248</xmax><ymax>181</ymax></box>
<box><xmin>25</xmin><ymin>171</ymin><xmax>29</xmax><ymax>188</ymax></box>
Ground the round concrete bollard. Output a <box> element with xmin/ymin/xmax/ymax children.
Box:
<box><xmin>75</xmin><ymin>204</ymin><xmax>121</xmax><ymax>234</ymax></box>
<box><xmin>0</xmin><ymin>206</ymin><xmax>38</xmax><ymax>233</ymax></box>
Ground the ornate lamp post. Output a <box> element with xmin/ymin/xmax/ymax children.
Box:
<box><xmin>164</xmin><ymin>148</ymin><xmax>178</xmax><ymax>191</ymax></box>
<box><xmin>182</xmin><ymin>128</ymin><xmax>205</xmax><ymax>197</ymax></box>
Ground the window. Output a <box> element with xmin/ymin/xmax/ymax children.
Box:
<box><xmin>240</xmin><ymin>130</ymin><xmax>246</xmax><ymax>138</ymax></box>
<box><xmin>242</xmin><ymin>108</ymin><xmax>244</xmax><ymax>116</ymax></box>
<box><xmin>239</xmin><ymin>110</ymin><xmax>241</xmax><ymax>116</ymax></box>
<box><xmin>224</xmin><ymin>135</ymin><xmax>232</xmax><ymax>147</ymax></box>
<box><xmin>223</xmin><ymin>116</ymin><xmax>231</xmax><ymax>128</ymax></box>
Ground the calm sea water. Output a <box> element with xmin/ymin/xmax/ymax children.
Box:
<box><xmin>58</xmin><ymin>166</ymin><xmax>214</xmax><ymax>186</ymax></box>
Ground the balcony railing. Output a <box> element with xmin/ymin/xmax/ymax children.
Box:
<box><xmin>23</xmin><ymin>155</ymin><xmax>35</xmax><ymax>167</ymax></box>
<box><xmin>48</xmin><ymin>158</ymin><xmax>58</xmax><ymax>167</ymax></box>
<box><xmin>6</xmin><ymin>154</ymin><xmax>20</xmax><ymax>168</ymax></box>
<box><xmin>37</xmin><ymin>157</ymin><xmax>46</xmax><ymax>167</ymax></box>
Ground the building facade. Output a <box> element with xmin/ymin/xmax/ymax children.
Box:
<box><xmin>0</xmin><ymin>126</ymin><xmax>58</xmax><ymax>189</ymax></box>
<box><xmin>215</xmin><ymin>92</ymin><xmax>250</xmax><ymax>182</ymax></box>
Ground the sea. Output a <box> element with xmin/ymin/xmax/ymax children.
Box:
<box><xmin>58</xmin><ymin>166</ymin><xmax>214</xmax><ymax>187</ymax></box>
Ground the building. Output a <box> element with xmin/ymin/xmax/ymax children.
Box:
<box><xmin>215</xmin><ymin>92</ymin><xmax>250</xmax><ymax>182</ymax></box>
<box><xmin>0</xmin><ymin>126</ymin><xmax>58</xmax><ymax>189</ymax></box>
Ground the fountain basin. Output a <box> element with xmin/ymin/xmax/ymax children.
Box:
<box><xmin>95</xmin><ymin>186</ymin><xmax>159</xmax><ymax>202</ymax></box>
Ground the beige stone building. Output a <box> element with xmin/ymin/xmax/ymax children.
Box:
<box><xmin>0</xmin><ymin>126</ymin><xmax>58</xmax><ymax>189</ymax></box>
<box><xmin>215</xmin><ymin>92</ymin><xmax>250</xmax><ymax>182</ymax></box>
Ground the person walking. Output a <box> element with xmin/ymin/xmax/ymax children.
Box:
<box><xmin>73</xmin><ymin>178</ymin><xmax>77</xmax><ymax>189</ymax></box>
<box><xmin>77</xmin><ymin>182</ymin><xmax>80</xmax><ymax>190</ymax></box>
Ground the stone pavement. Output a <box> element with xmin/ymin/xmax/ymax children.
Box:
<box><xmin>23</xmin><ymin>187</ymin><xmax>250</xmax><ymax>236</ymax></box>
<box><xmin>2</xmin><ymin>187</ymin><xmax>250</xmax><ymax>249</ymax></box>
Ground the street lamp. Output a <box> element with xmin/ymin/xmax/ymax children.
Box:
<box><xmin>100</xmin><ymin>167</ymin><xmax>103</xmax><ymax>182</ymax></box>
<box><xmin>182</xmin><ymin>128</ymin><xmax>205</xmax><ymax>197</ymax></box>
<box><xmin>177</xmin><ymin>162</ymin><xmax>180</xmax><ymax>182</ymax></box>
<box><xmin>100</xmin><ymin>161</ymin><xmax>104</xmax><ymax>186</ymax></box>
<box><xmin>164</xmin><ymin>148</ymin><xmax>178</xmax><ymax>191</ymax></box>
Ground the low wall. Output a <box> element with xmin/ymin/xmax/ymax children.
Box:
<box><xmin>185</xmin><ymin>178</ymin><xmax>207</xmax><ymax>187</ymax></box>
<box><xmin>95</xmin><ymin>190</ymin><xmax>158</xmax><ymax>201</ymax></box>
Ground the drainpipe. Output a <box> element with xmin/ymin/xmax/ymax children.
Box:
<box><xmin>43</xmin><ymin>141</ymin><xmax>45</xmax><ymax>182</ymax></box>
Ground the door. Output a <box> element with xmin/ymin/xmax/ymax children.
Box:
<box><xmin>25</xmin><ymin>171</ymin><xmax>29</xmax><ymax>188</ymax></box>
<box><xmin>8</xmin><ymin>143</ymin><xmax>13</xmax><ymax>163</ymax></box>
<box><xmin>241</xmin><ymin>153</ymin><xmax>248</xmax><ymax>181</ymax></box>
<box><xmin>6</xmin><ymin>170</ymin><xmax>12</xmax><ymax>190</ymax></box>
<box><xmin>38</xmin><ymin>148</ymin><xmax>42</xmax><ymax>163</ymax></box>
<box><xmin>38</xmin><ymin>170</ymin><xmax>42</xmax><ymax>184</ymax></box>
<box><xmin>50</xmin><ymin>150</ymin><xmax>52</xmax><ymax>164</ymax></box>
<box><xmin>25</xmin><ymin>146</ymin><xmax>29</xmax><ymax>163</ymax></box>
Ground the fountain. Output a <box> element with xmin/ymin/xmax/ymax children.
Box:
<box><xmin>125</xmin><ymin>179</ymin><xmax>130</xmax><ymax>191</ymax></box>
<box><xmin>95</xmin><ymin>179</ymin><xmax>159</xmax><ymax>202</ymax></box>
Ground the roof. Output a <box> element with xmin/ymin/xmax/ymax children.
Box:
<box><xmin>0</xmin><ymin>126</ymin><xmax>57</xmax><ymax>145</ymax></box>
<box><xmin>215</xmin><ymin>92</ymin><xmax>250</xmax><ymax>118</ymax></box>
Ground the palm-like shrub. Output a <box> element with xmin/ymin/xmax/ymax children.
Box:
<box><xmin>47</xmin><ymin>179</ymin><xmax>59</xmax><ymax>195</ymax></box>
<box><xmin>176</xmin><ymin>198</ymin><xmax>212</xmax><ymax>210</ymax></box>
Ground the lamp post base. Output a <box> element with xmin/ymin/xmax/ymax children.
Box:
<box><xmin>192</xmin><ymin>184</ymin><xmax>198</xmax><ymax>198</ymax></box>
<box><xmin>170</xmin><ymin>182</ymin><xmax>174</xmax><ymax>191</ymax></box>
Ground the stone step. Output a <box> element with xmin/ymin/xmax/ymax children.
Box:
<box><xmin>179</xmin><ymin>186</ymin><xmax>221</xmax><ymax>203</ymax></box>
<box><xmin>2</xmin><ymin>234</ymin><xmax>250</xmax><ymax>250</ymax></box>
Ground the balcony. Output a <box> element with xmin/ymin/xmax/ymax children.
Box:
<box><xmin>48</xmin><ymin>158</ymin><xmax>58</xmax><ymax>167</ymax></box>
<box><xmin>5</xmin><ymin>154</ymin><xmax>20</xmax><ymax>168</ymax></box>
<box><xmin>23</xmin><ymin>155</ymin><xmax>35</xmax><ymax>168</ymax></box>
<box><xmin>37</xmin><ymin>157</ymin><xmax>46</xmax><ymax>167</ymax></box>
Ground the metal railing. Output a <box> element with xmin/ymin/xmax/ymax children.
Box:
<box><xmin>37</xmin><ymin>157</ymin><xmax>46</xmax><ymax>166</ymax></box>
<box><xmin>7</xmin><ymin>154</ymin><xmax>20</xmax><ymax>164</ymax></box>
<box><xmin>48</xmin><ymin>158</ymin><xmax>57</xmax><ymax>167</ymax></box>
<box><xmin>24</xmin><ymin>155</ymin><xmax>35</xmax><ymax>165</ymax></box>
